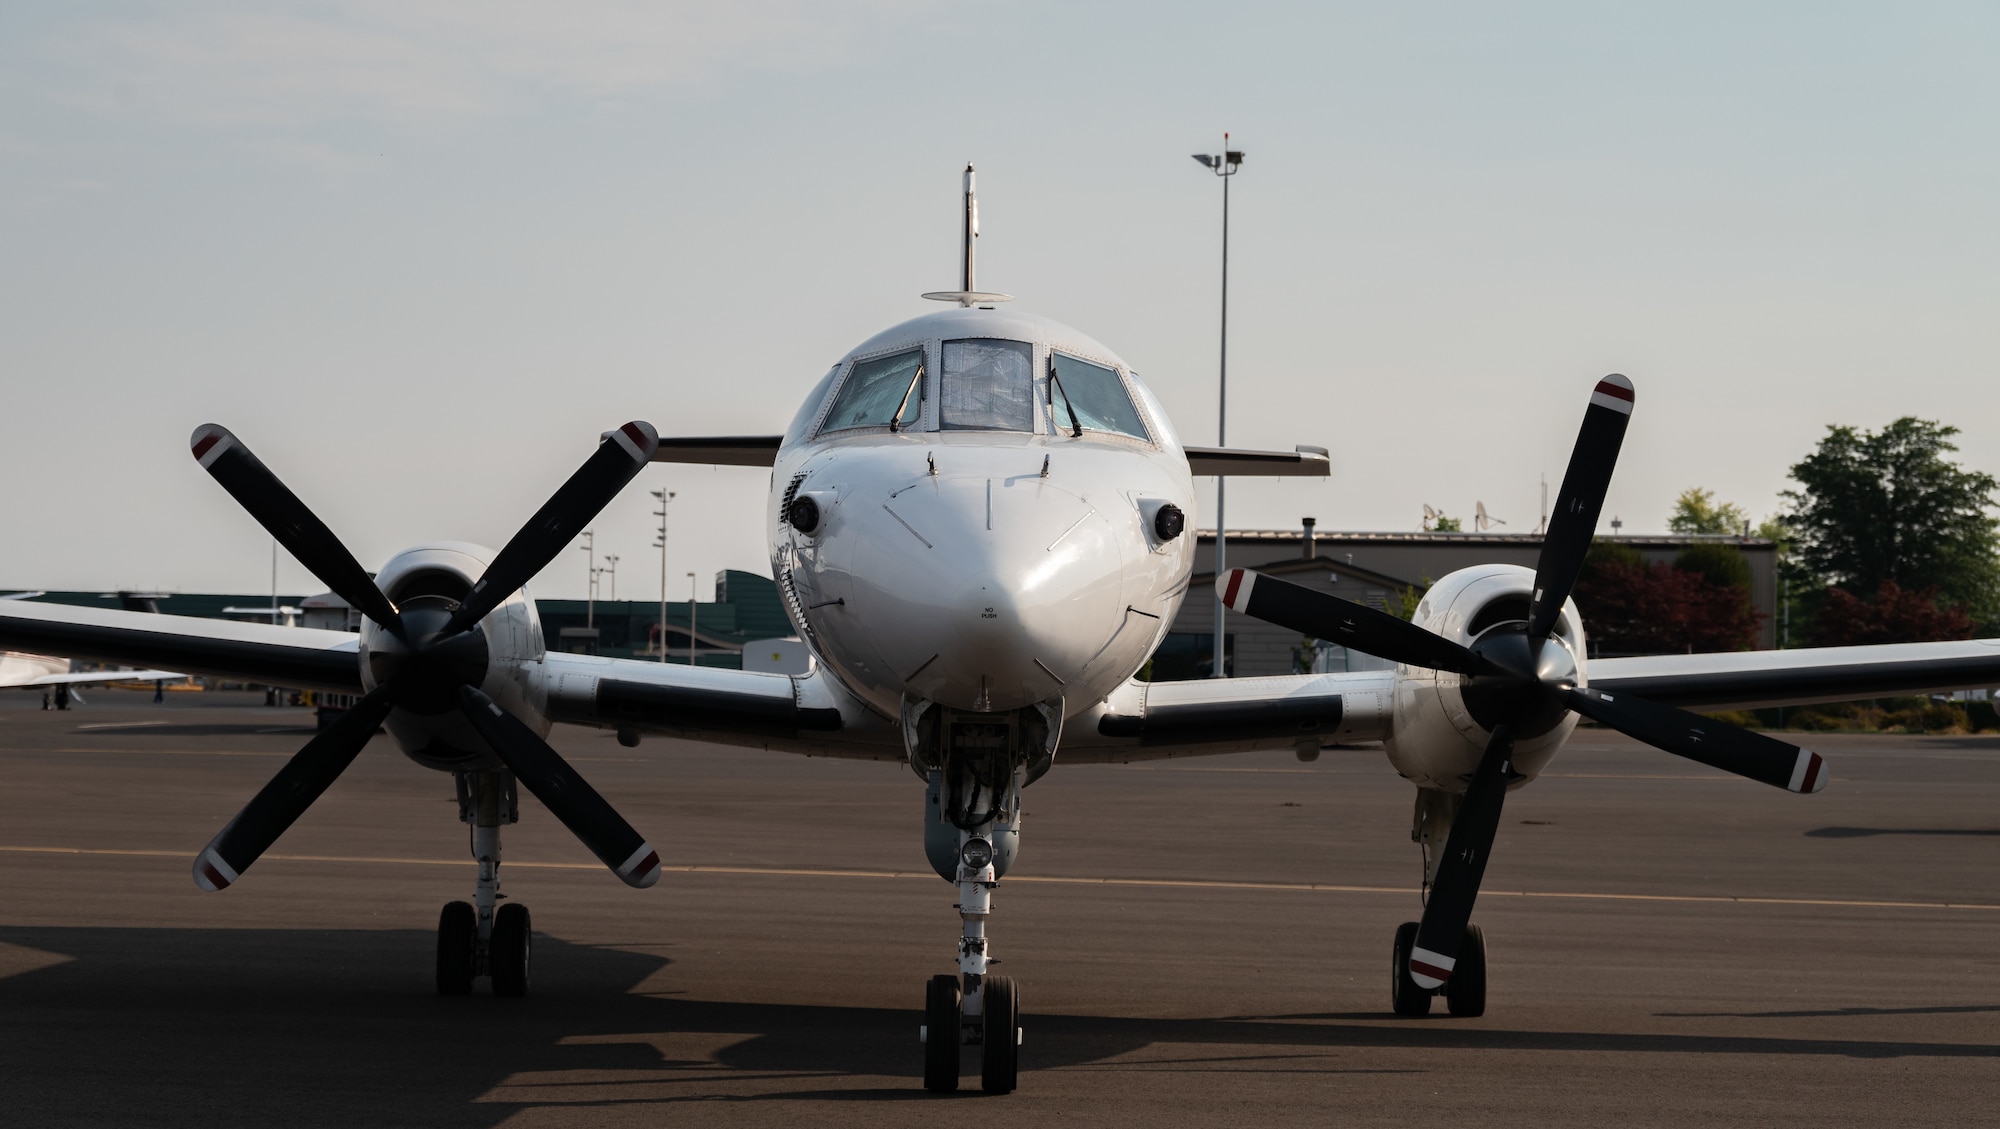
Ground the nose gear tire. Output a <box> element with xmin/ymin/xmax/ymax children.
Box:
<box><xmin>490</xmin><ymin>902</ymin><xmax>532</xmax><ymax>998</ymax></box>
<box><xmin>923</xmin><ymin>973</ymin><xmax>962</xmax><ymax>1093</ymax></box>
<box><xmin>980</xmin><ymin>974</ymin><xmax>1019</xmax><ymax>1094</ymax></box>
<box><xmin>436</xmin><ymin>901</ymin><xmax>475</xmax><ymax>996</ymax></box>
<box><xmin>1445</xmin><ymin>924</ymin><xmax>1486</xmax><ymax>1017</ymax></box>
<box><xmin>1390</xmin><ymin>921</ymin><xmax>1430</xmax><ymax>1016</ymax></box>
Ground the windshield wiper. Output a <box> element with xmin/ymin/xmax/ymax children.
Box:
<box><xmin>1048</xmin><ymin>364</ymin><xmax>1083</xmax><ymax>437</ymax></box>
<box><xmin>888</xmin><ymin>361</ymin><xmax>925</xmax><ymax>433</ymax></box>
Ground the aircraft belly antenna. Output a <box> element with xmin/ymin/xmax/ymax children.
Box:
<box><xmin>921</xmin><ymin>164</ymin><xmax>1014</xmax><ymax>307</ymax></box>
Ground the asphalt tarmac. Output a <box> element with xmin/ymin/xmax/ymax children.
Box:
<box><xmin>1</xmin><ymin>690</ymin><xmax>1997</xmax><ymax>1126</ymax></box>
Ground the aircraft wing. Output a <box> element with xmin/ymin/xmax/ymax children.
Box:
<box><xmin>1183</xmin><ymin>445</ymin><xmax>1331</xmax><ymax>477</ymax></box>
<box><xmin>1062</xmin><ymin>670</ymin><xmax>1396</xmax><ymax>763</ymax></box>
<box><xmin>1588</xmin><ymin>639</ymin><xmax>2000</xmax><ymax>710</ymax></box>
<box><xmin>0</xmin><ymin>600</ymin><xmax>361</xmax><ymax>693</ymax></box>
<box><xmin>2</xmin><ymin>667</ymin><xmax>185</xmax><ymax>689</ymax></box>
<box><xmin>651</xmin><ymin>436</ymin><xmax>783</xmax><ymax>466</ymax></box>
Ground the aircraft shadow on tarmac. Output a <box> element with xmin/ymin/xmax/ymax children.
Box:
<box><xmin>1</xmin><ymin>926</ymin><xmax>1997</xmax><ymax>1125</ymax></box>
<box><xmin>1806</xmin><ymin>826</ymin><xmax>2000</xmax><ymax>838</ymax></box>
<box><xmin>68</xmin><ymin>722</ymin><xmax>322</xmax><ymax>738</ymax></box>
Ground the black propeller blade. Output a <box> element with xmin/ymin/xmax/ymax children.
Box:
<box><xmin>1565</xmin><ymin>686</ymin><xmax>1824</xmax><ymax>793</ymax></box>
<box><xmin>442</xmin><ymin>421</ymin><xmax>660</xmax><ymax>637</ymax></box>
<box><xmin>1219</xmin><ymin>568</ymin><xmax>1495</xmax><ymax>676</ymax></box>
<box><xmin>190</xmin><ymin>424</ymin><xmax>406</xmax><ymax>639</ymax></box>
<box><xmin>1409</xmin><ymin>725</ymin><xmax>1514</xmax><ymax>990</ymax></box>
<box><xmin>193</xmin><ymin>682</ymin><xmax>398</xmax><ymax>891</ymax></box>
<box><xmin>457</xmin><ymin>686</ymin><xmax>661</xmax><ymax>888</ymax></box>
<box><xmin>1527</xmin><ymin>374</ymin><xmax>1632</xmax><ymax>642</ymax></box>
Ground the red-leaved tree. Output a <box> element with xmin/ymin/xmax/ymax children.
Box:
<box><xmin>1573</xmin><ymin>559</ymin><xmax>1764</xmax><ymax>655</ymax></box>
<box><xmin>1807</xmin><ymin>581</ymin><xmax>1973</xmax><ymax>646</ymax></box>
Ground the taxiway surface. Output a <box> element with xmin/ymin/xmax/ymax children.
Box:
<box><xmin>1</xmin><ymin>691</ymin><xmax>1996</xmax><ymax>1126</ymax></box>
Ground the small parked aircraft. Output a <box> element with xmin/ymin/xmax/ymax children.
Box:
<box><xmin>6</xmin><ymin>169</ymin><xmax>2000</xmax><ymax>1094</ymax></box>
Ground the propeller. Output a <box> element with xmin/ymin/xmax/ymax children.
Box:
<box><xmin>1218</xmin><ymin>374</ymin><xmax>1825</xmax><ymax>994</ymax></box>
<box><xmin>188</xmin><ymin>420</ymin><xmax>662</xmax><ymax>892</ymax></box>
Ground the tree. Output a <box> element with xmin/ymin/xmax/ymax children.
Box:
<box><xmin>1807</xmin><ymin>581</ymin><xmax>1974</xmax><ymax>646</ymax></box>
<box><xmin>1573</xmin><ymin>540</ymin><xmax>1763</xmax><ymax>654</ymax></box>
<box><xmin>1675</xmin><ymin>542</ymin><xmax>1751</xmax><ymax>591</ymax></box>
<box><xmin>1432</xmin><ymin>514</ymin><xmax>1462</xmax><ymax>532</ymax></box>
<box><xmin>1781</xmin><ymin>418</ymin><xmax>2000</xmax><ymax>627</ymax></box>
<box><xmin>1669</xmin><ymin>488</ymin><xmax>1749</xmax><ymax>536</ymax></box>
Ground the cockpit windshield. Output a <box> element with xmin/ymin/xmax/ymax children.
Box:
<box><xmin>1049</xmin><ymin>352</ymin><xmax>1149</xmax><ymax>440</ymax></box>
<box><xmin>822</xmin><ymin>348</ymin><xmax>924</xmax><ymax>432</ymax></box>
<box><xmin>940</xmin><ymin>339</ymin><xmax>1035</xmax><ymax>431</ymax></box>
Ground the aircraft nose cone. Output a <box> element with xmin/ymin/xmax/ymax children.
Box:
<box><xmin>846</xmin><ymin>475</ymin><xmax>1127</xmax><ymax>712</ymax></box>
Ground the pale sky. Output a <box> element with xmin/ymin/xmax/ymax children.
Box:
<box><xmin>3</xmin><ymin>2</ymin><xmax>1996</xmax><ymax>600</ymax></box>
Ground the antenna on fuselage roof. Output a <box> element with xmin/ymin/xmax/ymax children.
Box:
<box><xmin>921</xmin><ymin>164</ymin><xmax>1014</xmax><ymax>308</ymax></box>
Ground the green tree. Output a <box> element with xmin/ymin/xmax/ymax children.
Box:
<box><xmin>1669</xmin><ymin>488</ymin><xmax>1749</xmax><ymax>535</ymax></box>
<box><xmin>1432</xmin><ymin>514</ymin><xmax>1462</xmax><ymax>532</ymax></box>
<box><xmin>1675</xmin><ymin>542</ymin><xmax>1752</xmax><ymax>591</ymax></box>
<box><xmin>1780</xmin><ymin>418</ymin><xmax>2000</xmax><ymax>627</ymax></box>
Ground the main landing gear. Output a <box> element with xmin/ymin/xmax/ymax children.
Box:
<box><xmin>1397</xmin><ymin>786</ymin><xmax>1487</xmax><ymax>1017</ymax></box>
<box><xmin>1391</xmin><ymin>920</ymin><xmax>1486</xmax><ymax>1017</ymax></box>
<box><xmin>437</xmin><ymin>769</ymin><xmax>532</xmax><ymax>997</ymax></box>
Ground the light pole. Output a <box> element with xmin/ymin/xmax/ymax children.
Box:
<box><xmin>579</xmin><ymin>531</ymin><xmax>595</xmax><ymax>629</ymax></box>
<box><xmin>652</xmin><ymin>489</ymin><xmax>674</xmax><ymax>662</ymax></box>
<box><xmin>686</xmin><ymin>571</ymin><xmax>698</xmax><ymax>666</ymax></box>
<box><xmin>1192</xmin><ymin>135</ymin><xmax>1244</xmax><ymax>678</ymax></box>
<box><xmin>603</xmin><ymin>554</ymin><xmax>619</xmax><ymax>601</ymax></box>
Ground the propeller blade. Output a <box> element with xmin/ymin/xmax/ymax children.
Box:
<box><xmin>1564</xmin><ymin>686</ymin><xmax>1826</xmax><ymax>793</ymax></box>
<box><xmin>190</xmin><ymin>424</ymin><xmax>405</xmax><ymax>639</ymax></box>
<box><xmin>1219</xmin><ymin>568</ymin><xmax>1493</xmax><ymax>675</ymax></box>
<box><xmin>1409</xmin><ymin>724</ymin><xmax>1515</xmax><ymax>990</ymax></box>
<box><xmin>441</xmin><ymin>422</ymin><xmax>659</xmax><ymax>636</ymax></box>
<box><xmin>456</xmin><ymin>686</ymin><xmax>661</xmax><ymax>888</ymax></box>
<box><xmin>1527</xmin><ymin>375</ymin><xmax>1634</xmax><ymax>641</ymax></box>
<box><xmin>193</xmin><ymin>683</ymin><xmax>397</xmax><ymax>891</ymax></box>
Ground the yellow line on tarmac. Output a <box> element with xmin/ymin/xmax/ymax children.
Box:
<box><xmin>0</xmin><ymin>845</ymin><xmax>1993</xmax><ymax>912</ymax></box>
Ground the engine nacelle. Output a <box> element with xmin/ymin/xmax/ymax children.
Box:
<box><xmin>356</xmin><ymin>542</ymin><xmax>551</xmax><ymax>771</ymax></box>
<box><xmin>1385</xmin><ymin>563</ymin><xmax>1587</xmax><ymax>792</ymax></box>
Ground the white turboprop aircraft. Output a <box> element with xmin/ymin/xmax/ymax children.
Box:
<box><xmin>8</xmin><ymin>169</ymin><xmax>2000</xmax><ymax>1095</ymax></box>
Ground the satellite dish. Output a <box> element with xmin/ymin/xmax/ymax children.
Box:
<box><xmin>1475</xmin><ymin>501</ymin><xmax>1506</xmax><ymax>532</ymax></box>
<box><xmin>1421</xmin><ymin>504</ymin><xmax>1439</xmax><ymax>531</ymax></box>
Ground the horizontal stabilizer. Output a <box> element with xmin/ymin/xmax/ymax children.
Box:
<box><xmin>1185</xmin><ymin>445</ymin><xmax>1330</xmax><ymax>477</ymax></box>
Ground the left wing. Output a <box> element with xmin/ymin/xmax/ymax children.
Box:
<box><xmin>1589</xmin><ymin>639</ymin><xmax>2000</xmax><ymax>710</ymax></box>
<box><xmin>1063</xmin><ymin>670</ymin><xmax>1395</xmax><ymax>763</ymax></box>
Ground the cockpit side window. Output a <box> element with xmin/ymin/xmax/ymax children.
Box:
<box><xmin>784</xmin><ymin>366</ymin><xmax>841</xmax><ymax>447</ymax></box>
<box><xmin>1049</xmin><ymin>352</ymin><xmax>1150</xmax><ymax>440</ymax></box>
<box><xmin>820</xmin><ymin>348</ymin><xmax>926</xmax><ymax>433</ymax></box>
<box><xmin>940</xmin><ymin>339</ymin><xmax>1035</xmax><ymax>432</ymax></box>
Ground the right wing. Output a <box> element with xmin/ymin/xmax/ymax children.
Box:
<box><xmin>0</xmin><ymin>601</ymin><xmax>361</xmax><ymax>693</ymax></box>
<box><xmin>3</xmin><ymin>667</ymin><xmax>186</xmax><ymax>688</ymax></box>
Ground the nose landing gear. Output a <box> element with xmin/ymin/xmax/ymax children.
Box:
<box><xmin>436</xmin><ymin>769</ymin><xmax>532</xmax><ymax>996</ymax></box>
<box><xmin>907</xmin><ymin>701</ymin><xmax>1052</xmax><ymax>1094</ymax></box>
<box><xmin>918</xmin><ymin>833</ymin><xmax>1022</xmax><ymax>1094</ymax></box>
